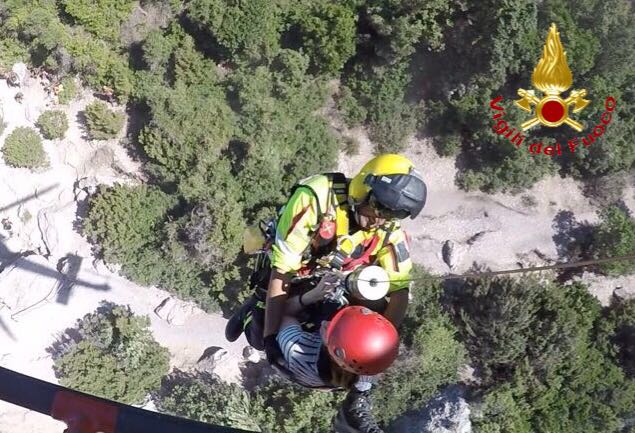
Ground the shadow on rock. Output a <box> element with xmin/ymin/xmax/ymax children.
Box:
<box><xmin>551</xmin><ymin>210</ymin><xmax>594</xmax><ymax>262</ymax></box>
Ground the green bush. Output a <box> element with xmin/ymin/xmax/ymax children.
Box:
<box><xmin>156</xmin><ymin>372</ymin><xmax>266</xmax><ymax>432</ymax></box>
<box><xmin>373</xmin><ymin>266</ymin><xmax>467</xmax><ymax>424</ymax></box>
<box><xmin>156</xmin><ymin>373</ymin><xmax>343</xmax><ymax>433</ymax></box>
<box><xmin>1</xmin><ymin>127</ymin><xmax>47</xmax><ymax>168</ymax></box>
<box><xmin>453</xmin><ymin>278</ymin><xmax>599</xmax><ymax>384</ymax></box>
<box><xmin>185</xmin><ymin>0</ymin><xmax>283</xmax><ymax>60</ymax></box>
<box><xmin>84</xmin><ymin>183</ymin><xmax>177</xmax><ymax>276</ymax></box>
<box><xmin>590</xmin><ymin>206</ymin><xmax>635</xmax><ymax>276</ymax></box>
<box><xmin>373</xmin><ymin>320</ymin><xmax>467</xmax><ymax>425</ymax></box>
<box><xmin>84</xmin><ymin>101</ymin><xmax>124</xmax><ymax>139</ymax></box>
<box><xmin>253</xmin><ymin>378</ymin><xmax>344</xmax><ymax>433</ymax></box>
<box><xmin>292</xmin><ymin>1</ymin><xmax>357</xmax><ymax>75</ymax></box>
<box><xmin>52</xmin><ymin>302</ymin><xmax>170</xmax><ymax>404</ymax></box>
<box><xmin>61</xmin><ymin>0</ymin><xmax>135</xmax><ymax>41</ymax></box>
<box><xmin>36</xmin><ymin>110</ymin><xmax>69</xmax><ymax>139</ymax></box>
<box><xmin>461</xmin><ymin>278</ymin><xmax>635</xmax><ymax>433</ymax></box>
<box><xmin>336</xmin><ymin>85</ymin><xmax>367</xmax><ymax>127</ymax></box>
<box><xmin>602</xmin><ymin>299</ymin><xmax>635</xmax><ymax>378</ymax></box>
<box><xmin>346</xmin><ymin>63</ymin><xmax>416</xmax><ymax>153</ymax></box>
<box><xmin>434</xmin><ymin>133</ymin><xmax>462</xmax><ymax>157</ymax></box>
<box><xmin>57</xmin><ymin>77</ymin><xmax>78</xmax><ymax>105</ymax></box>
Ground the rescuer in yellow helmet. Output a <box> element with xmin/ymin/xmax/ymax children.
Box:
<box><xmin>226</xmin><ymin>154</ymin><xmax>426</xmax><ymax>432</ymax></box>
<box><xmin>227</xmin><ymin>153</ymin><xmax>426</xmax><ymax>349</ymax></box>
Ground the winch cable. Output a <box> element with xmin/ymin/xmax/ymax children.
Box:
<box><xmin>358</xmin><ymin>252</ymin><xmax>635</xmax><ymax>284</ymax></box>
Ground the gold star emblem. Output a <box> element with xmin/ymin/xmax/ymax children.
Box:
<box><xmin>514</xmin><ymin>24</ymin><xmax>590</xmax><ymax>132</ymax></box>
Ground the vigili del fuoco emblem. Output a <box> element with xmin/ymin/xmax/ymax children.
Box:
<box><xmin>514</xmin><ymin>23</ymin><xmax>590</xmax><ymax>132</ymax></box>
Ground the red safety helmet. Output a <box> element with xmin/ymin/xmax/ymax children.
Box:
<box><xmin>324</xmin><ymin>306</ymin><xmax>399</xmax><ymax>375</ymax></box>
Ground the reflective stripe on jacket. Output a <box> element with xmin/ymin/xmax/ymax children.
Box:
<box><xmin>271</xmin><ymin>175</ymin><xmax>412</xmax><ymax>292</ymax></box>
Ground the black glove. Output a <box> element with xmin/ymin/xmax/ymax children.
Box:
<box><xmin>264</xmin><ymin>334</ymin><xmax>283</xmax><ymax>365</ymax></box>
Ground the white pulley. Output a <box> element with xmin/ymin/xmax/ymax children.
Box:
<box><xmin>347</xmin><ymin>266</ymin><xmax>390</xmax><ymax>301</ymax></box>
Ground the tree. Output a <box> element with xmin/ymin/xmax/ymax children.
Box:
<box><xmin>36</xmin><ymin>110</ymin><xmax>69</xmax><ymax>139</ymax></box>
<box><xmin>453</xmin><ymin>277</ymin><xmax>600</xmax><ymax>384</ymax></box>
<box><xmin>185</xmin><ymin>0</ymin><xmax>283</xmax><ymax>61</ymax></box>
<box><xmin>83</xmin><ymin>101</ymin><xmax>125</xmax><ymax>140</ymax></box>
<box><xmin>60</xmin><ymin>0</ymin><xmax>135</xmax><ymax>42</ymax></box>
<box><xmin>590</xmin><ymin>206</ymin><xmax>635</xmax><ymax>276</ymax></box>
<box><xmin>51</xmin><ymin>302</ymin><xmax>170</xmax><ymax>405</ymax></box>
<box><xmin>345</xmin><ymin>63</ymin><xmax>416</xmax><ymax>153</ymax></box>
<box><xmin>156</xmin><ymin>371</ymin><xmax>266</xmax><ymax>432</ymax></box>
<box><xmin>83</xmin><ymin>183</ymin><xmax>177</xmax><ymax>279</ymax></box>
<box><xmin>373</xmin><ymin>320</ymin><xmax>466</xmax><ymax>425</ymax></box>
<box><xmin>292</xmin><ymin>1</ymin><xmax>358</xmax><ymax>75</ymax></box>
<box><xmin>1</xmin><ymin>127</ymin><xmax>47</xmax><ymax>168</ymax></box>
<box><xmin>253</xmin><ymin>378</ymin><xmax>344</xmax><ymax>433</ymax></box>
<box><xmin>156</xmin><ymin>373</ymin><xmax>343</xmax><ymax>433</ymax></box>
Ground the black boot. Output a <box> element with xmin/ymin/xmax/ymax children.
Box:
<box><xmin>225</xmin><ymin>296</ymin><xmax>258</xmax><ymax>342</ymax></box>
<box><xmin>333</xmin><ymin>389</ymin><xmax>384</xmax><ymax>433</ymax></box>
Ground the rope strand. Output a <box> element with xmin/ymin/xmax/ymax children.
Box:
<box><xmin>358</xmin><ymin>252</ymin><xmax>635</xmax><ymax>284</ymax></box>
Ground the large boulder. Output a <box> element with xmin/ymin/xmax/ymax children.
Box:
<box><xmin>387</xmin><ymin>385</ymin><xmax>471</xmax><ymax>433</ymax></box>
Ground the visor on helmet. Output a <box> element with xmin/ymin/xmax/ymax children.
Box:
<box><xmin>363</xmin><ymin>172</ymin><xmax>427</xmax><ymax>219</ymax></box>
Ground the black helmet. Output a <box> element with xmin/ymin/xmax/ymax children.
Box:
<box><xmin>364</xmin><ymin>170</ymin><xmax>427</xmax><ymax>220</ymax></box>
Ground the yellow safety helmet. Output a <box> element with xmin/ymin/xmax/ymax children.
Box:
<box><xmin>348</xmin><ymin>154</ymin><xmax>427</xmax><ymax>219</ymax></box>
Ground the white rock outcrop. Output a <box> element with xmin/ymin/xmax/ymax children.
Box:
<box><xmin>387</xmin><ymin>386</ymin><xmax>471</xmax><ymax>433</ymax></box>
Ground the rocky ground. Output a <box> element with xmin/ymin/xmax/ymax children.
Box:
<box><xmin>1</xmin><ymin>67</ymin><xmax>634</xmax><ymax>433</ymax></box>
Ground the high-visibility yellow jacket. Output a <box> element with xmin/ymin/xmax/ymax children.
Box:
<box><xmin>271</xmin><ymin>174</ymin><xmax>412</xmax><ymax>293</ymax></box>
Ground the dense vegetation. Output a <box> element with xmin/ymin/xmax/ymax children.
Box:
<box><xmin>50</xmin><ymin>302</ymin><xmax>170</xmax><ymax>405</ymax></box>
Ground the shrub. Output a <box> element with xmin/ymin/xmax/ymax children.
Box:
<box><xmin>603</xmin><ymin>299</ymin><xmax>635</xmax><ymax>377</ymax></box>
<box><xmin>468</xmin><ymin>282</ymin><xmax>635</xmax><ymax>433</ymax></box>
<box><xmin>292</xmin><ymin>1</ymin><xmax>357</xmax><ymax>75</ymax></box>
<box><xmin>185</xmin><ymin>0</ymin><xmax>283</xmax><ymax>60</ymax></box>
<box><xmin>590</xmin><ymin>206</ymin><xmax>635</xmax><ymax>276</ymax></box>
<box><xmin>253</xmin><ymin>378</ymin><xmax>344</xmax><ymax>433</ymax></box>
<box><xmin>57</xmin><ymin>77</ymin><xmax>78</xmax><ymax>105</ymax></box>
<box><xmin>453</xmin><ymin>278</ymin><xmax>598</xmax><ymax>384</ymax></box>
<box><xmin>373</xmin><ymin>320</ymin><xmax>467</xmax><ymax>425</ymax></box>
<box><xmin>60</xmin><ymin>0</ymin><xmax>135</xmax><ymax>41</ymax></box>
<box><xmin>84</xmin><ymin>183</ymin><xmax>177</xmax><ymax>275</ymax></box>
<box><xmin>52</xmin><ymin>302</ymin><xmax>170</xmax><ymax>404</ymax></box>
<box><xmin>346</xmin><ymin>63</ymin><xmax>416</xmax><ymax>153</ymax></box>
<box><xmin>434</xmin><ymin>133</ymin><xmax>462</xmax><ymax>157</ymax></box>
<box><xmin>156</xmin><ymin>373</ymin><xmax>343</xmax><ymax>433</ymax></box>
<box><xmin>1</xmin><ymin>127</ymin><xmax>47</xmax><ymax>168</ymax></box>
<box><xmin>156</xmin><ymin>371</ymin><xmax>266</xmax><ymax>432</ymax></box>
<box><xmin>336</xmin><ymin>85</ymin><xmax>367</xmax><ymax>127</ymax></box>
<box><xmin>83</xmin><ymin>101</ymin><xmax>124</xmax><ymax>140</ymax></box>
<box><xmin>36</xmin><ymin>110</ymin><xmax>69</xmax><ymax>139</ymax></box>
